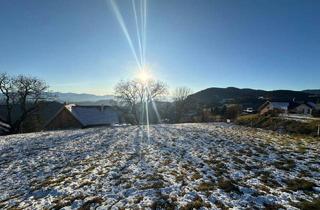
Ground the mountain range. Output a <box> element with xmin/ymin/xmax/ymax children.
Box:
<box><xmin>1</xmin><ymin>88</ymin><xmax>320</xmax><ymax>108</ymax></box>
<box><xmin>51</xmin><ymin>92</ymin><xmax>114</xmax><ymax>103</ymax></box>
<box><xmin>188</xmin><ymin>87</ymin><xmax>320</xmax><ymax>109</ymax></box>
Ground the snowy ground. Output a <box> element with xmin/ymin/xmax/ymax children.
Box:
<box><xmin>0</xmin><ymin>123</ymin><xmax>319</xmax><ymax>209</ymax></box>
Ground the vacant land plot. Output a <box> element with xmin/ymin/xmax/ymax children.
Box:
<box><xmin>0</xmin><ymin>123</ymin><xmax>319</xmax><ymax>209</ymax></box>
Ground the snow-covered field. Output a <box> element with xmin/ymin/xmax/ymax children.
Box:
<box><xmin>0</xmin><ymin>123</ymin><xmax>319</xmax><ymax>209</ymax></box>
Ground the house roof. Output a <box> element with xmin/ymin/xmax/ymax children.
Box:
<box><xmin>295</xmin><ymin>103</ymin><xmax>314</xmax><ymax>109</ymax></box>
<box><xmin>0</xmin><ymin>101</ymin><xmax>64</xmax><ymax>125</ymax></box>
<box><xmin>65</xmin><ymin>105</ymin><xmax>119</xmax><ymax>127</ymax></box>
<box><xmin>306</xmin><ymin>102</ymin><xmax>316</xmax><ymax>109</ymax></box>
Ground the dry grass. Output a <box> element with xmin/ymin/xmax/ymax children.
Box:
<box><xmin>139</xmin><ymin>181</ymin><xmax>164</xmax><ymax>190</ymax></box>
<box><xmin>214</xmin><ymin>200</ymin><xmax>228</xmax><ymax>210</ymax></box>
<box><xmin>263</xmin><ymin>203</ymin><xmax>285</xmax><ymax>210</ymax></box>
<box><xmin>217</xmin><ymin>179</ymin><xmax>241</xmax><ymax>194</ymax></box>
<box><xmin>180</xmin><ymin>196</ymin><xmax>211</xmax><ymax>210</ymax></box>
<box><xmin>134</xmin><ymin>196</ymin><xmax>144</xmax><ymax>204</ymax></box>
<box><xmin>77</xmin><ymin>180</ymin><xmax>94</xmax><ymax>188</ymax></box>
<box><xmin>191</xmin><ymin>171</ymin><xmax>202</xmax><ymax>180</ymax></box>
<box><xmin>273</xmin><ymin>159</ymin><xmax>296</xmax><ymax>171</ymax></box>
<box><xmin>196</xmin><ymin>182</ymin><xmax>216</xmax><ymax>191</ymax></box>
<box><xmin>150</xmin><ymin>194</ymin><xmax>177</xmax><ymax>210</ymax></box>
<box><xmin>31</xmin><ymin>176</ymin><xmax>70</xmax><ymax>191</ymax></box>
<box><xmin>51</xmin><ymin>194</ymin><xmax>86</xmax><ymax>210</ymax></box>
<box><xmin>78</xmin><ymin>197</ymin><xmax>103</xmax><ymax>210</ymax></box>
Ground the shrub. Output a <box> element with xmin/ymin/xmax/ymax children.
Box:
<box><xmin>294</xmin><ymin>198</ymin><xmax>320</xmax><ymax>210</ymax></box>
<box><xmin>236</xmin><ymin>114</ymin><xmax>320</xmax><ymax>135</ymax></box>
<box><xmin>224</xmin><ymin>105</ymin><xmax>241</xmax><ymax>120</ymax></box>
<box><xmin>286</xmin><ymin>178</ymin><xmax>316</xmax><ymax>191</ymax></box>
<box><xmin>236</xmin><ymin>114</ymin><xmax>260</xmax><ymax>125</ymax></box>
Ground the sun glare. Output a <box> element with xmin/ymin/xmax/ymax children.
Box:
<box><xmin>137</xmin><ymin>66</ymin><xmax>152</xmax><ymax>83</ymax></box>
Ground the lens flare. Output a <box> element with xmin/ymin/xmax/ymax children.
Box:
<box><xmin>137</xmin><ymin>66</ymin><xmax>152</xmax><ymax>83</ymax></box>
<box><xmin>110</xmin><ymin>0</ymin><xmax>142</xmax><ymax>69</ymax></box>
<box><xmin>109</xmin><ymin>0</ymin><xmax>163</xmax><ymax>145</ymax></box>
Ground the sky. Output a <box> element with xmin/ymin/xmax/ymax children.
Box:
<box><xmin>0</xmin><ymin>0</ymin><xmax>319</xmax><ymax>95</ymax></box>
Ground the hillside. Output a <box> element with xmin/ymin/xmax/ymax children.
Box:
<box><xmin>189</xmin><ymin>87</ymin><xmax>320</xmax><ymax>108</ymax></box>
<box><xmin>1</xmin><ymin>123</ymin><xmax>319</xmax><ymax>209</ymax></box>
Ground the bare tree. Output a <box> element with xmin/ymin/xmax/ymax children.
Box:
<box><xmin>0</xmin><ymin>73</ymin><xmax>49</xmax><ymax>133</ymax></box>
<box><xmin>172</xmin><ymin>87</ymin><xmax>192</xmax><ymax>122</ymax></box>
<box><xmin>146</xmin><ymin>80</ymin><xmax>168</xmax><ymax>101</ymax></box>
<box><xmin>0</xmin><ymin>73</ymin><xmax>16</xmax><ymax>125</ymax></box>
<box><xmin>114</xmin><ymin>79</ymin><xmax>168</xmax><ymax>124</ymax></box>
<box><xmin>173</xmin><ymin>87</ymin><xmax>192</xmax><ymax>102</ymax></box>
<box><xmin>114</xmin><ymin>80</ymin><xmax>140</xmax><ymax>123</ymax></box>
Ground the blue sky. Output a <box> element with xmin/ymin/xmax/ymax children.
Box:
<box><xmin>0</xmin><ymin>0</ymin><xmax>319</xmax><ymax>95</ymax></box>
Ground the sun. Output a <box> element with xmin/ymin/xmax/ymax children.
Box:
<box><xmin>136</xmin><ymin>66</ymin><xmax>152</xmax><ymax>83</ymax></box>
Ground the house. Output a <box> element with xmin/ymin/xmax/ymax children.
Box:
<box><xmin>0</xmin><ymin>101</ymin><xmax>64</xmax><ymax>133</ymax></box>
<box><xmin>45</xmin><ymin>104</ymin><xmax>120</xmax><ymax>130</ymax></box>
<box><xmin>259</xmin><ymin>100</ymin><xmax>320</xmax><ymax>116</ymax></box>
<box><xmin>290</xmin><ymin>103</ymin><xmax>314</xmax><ymax>115</ymax></box>
<box><xmin>259</xmin><ymin>101</ymin><xmax>289</xmax><ymax>115</ymax></box>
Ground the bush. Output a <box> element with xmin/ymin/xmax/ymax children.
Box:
<box><xmin>285</xmin><ymin>121</ymin><xmax>314</xmax><ymax>134</ymax></box>
<box><xmin>236</xmin><ymin>114</ymin><xmax>260</xmax><ymax>125</ymax></box>
<box><xmin>267</xmin><ymin>109</ymin><xmax>283</xmax><ymax>117</ymax></box>
<box><xmin>236</xmin><ymin>114</ymin><xmax>320</xmax><ymax>136</ymax></box>
<box><xmin>286</xmin><ymin>178</ymin><xmax>316</xmax><ymax>191</ymax></box>
<box><xmin>224</xmin><ymin>105</ymin><xmax>241</xmax><ymax>120</ymax></box>
<box><xmin>295</xmin><ymin>198</ymin><xmax>320</xmax><ymax>210</ymax></box>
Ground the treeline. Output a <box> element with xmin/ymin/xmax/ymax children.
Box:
<box><xmin>2</xmin><ymin>72</ymin><xmax>318</xmax><ymax>137</ymax></box>
<box><xmin>113</xmin><ymin>79</ymin><xmax>195</xmax><ymax>125</ymax></box>
<box><xmin>114</xmin><ymin>78</ymin><xmax>244</xmax><ymax>125</ymax></box>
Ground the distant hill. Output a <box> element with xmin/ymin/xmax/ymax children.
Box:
<box><xmin>303</xmin><ymin>89</ymin><xmax>320</xmax><ymax>95</ymax></box>
<box><xmin>75</xmin><ymin>99</ymin><xmax>117</xmax><ymax>106</ymax></box>
<box><xmin>0</xmin><ymin>92</ymin><xmax>115</xmax><ymax>105</ymax></box>
<box><xmin>188</xmin><ymin>87</ymin><xmax>320</xmax><ymax>109</ymax></box>
<box><xmin>52</xmin><ymin>92</ymin><xmax>114</xmax><ymax>103</ymax></box>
